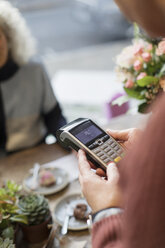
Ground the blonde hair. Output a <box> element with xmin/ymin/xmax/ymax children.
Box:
<box><xmin>0</xmin><ymin>0</ymin><xmax>36</xmax><ymax>65</ymax></box>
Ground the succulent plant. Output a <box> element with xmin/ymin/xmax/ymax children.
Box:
<box><xmin>0</xmin><ymin>181</ymin><xmax>28</xmax><ymax>240</ymax></box>
<box><xmin>18</xmin><ymin>194</ymin><xmax>50</xmax><ymax>225</ymax></box>
<box><xmin>0</xmin><ymin>238</ymin><xmax>15</xmax><ymax>248</ymax></box>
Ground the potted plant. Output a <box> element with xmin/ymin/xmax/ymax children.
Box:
<box><xmin>0</xmin><ymin>181</ymin><xmax>28</xmax><ymax>243</ymax></box>
<box><xmin>18</xmin><ymin>194</ymin><xmax>52</xmax><ymax>244</ymax></box>
<box><xmin>0</xmin><ymin>238</ymin><xmax>15</xmax><ymax>248</ymax></box>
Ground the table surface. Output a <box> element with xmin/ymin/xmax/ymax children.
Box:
<box><xmin>0</xmin><ymin>113</ymin><xmax>147</xmax><ymax>247</ymax></box>
<box><xmin>0</xmin><ymin>143</ymin><xmax>90</xmax><ymax>248</ymax></box>
<box><xmin>0</xmin><ymin>113</ymin><xmax>146</xmax><ymax>182</ymax></box>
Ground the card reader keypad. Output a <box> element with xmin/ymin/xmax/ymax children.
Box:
<box><xmin>89</xmin><ymin>135</ymin><xmax>124</xmax><ymax>166</ymax></box>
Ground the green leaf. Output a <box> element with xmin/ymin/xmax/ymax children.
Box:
<box><xmin>158</xmin><ymin>64</ymin><xmax>165</xmax><ymax>77</ymax></box>
<box><xmin>137</xmin><ymin>76</ymin><xmax>159</xmax><ymax>87</ymax></box>
<box><xmin>145</xmin><ymin>61</ymin><xmax>162</xmax><ymax>75</ymax></box>
<box><xmin>0</xmin><ymin>238</ymin><xmax>15</xmax><ymax>248</ymax></box>
<box><xmin>138</xmin><ymin>102</ymin><xmax>150</xmax><ymax>113</ymax></box>
<box><xmin>1</xmin><ymin>226</ymin><xmax>14</xmax><ymax>239</ymax></box>
<box><xmin>10</xmin><ymin>215</ymin><xmax>28</xmax><ymax>225</ymax></box>
<box><xmin>134</xmin><ymin>23</ymin><xmax>140</xmax><ymax>39</ymax></box>
<box><xmin>6</xmin><ymin>181</ymin><xmax>22</xmax><ymax>195</ymax></box>
<box><xmin>124</xmin><ymin>87</ymin><xmax>145</xmax><ymax>99</ymax></box>
<box><xmin>112</xmin><ymin>95</ymin><xmax>130</xmax><ymax>106</ymax></box>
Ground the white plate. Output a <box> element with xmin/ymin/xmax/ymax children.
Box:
<box><xmin>54</xmin><ymin>193</ymin><xmax>91</xmax><ymax>231</ymax></box>
<box><xmin>23</xmin><ymin>167</ymin><xmax>69</xmax><ymax>195</ymax></box>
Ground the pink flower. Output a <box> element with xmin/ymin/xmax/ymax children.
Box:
<box><xmin>125</xmin><ymin>79</ymin><xmax>134</xmax><ymax>88</ymax></box>
<box><xmin>137</xmin><ymin>72</ymin><xmax>147</xmax><ymax>80</ymax></box>
<box><xmin>156</xmin><ymin>40</ymin><xmax>165</xmax><ymax>56</ymax></box>
<box><xmin>142</xmin><ymin>52</ymin><xmax>152</xmax><ymax>62</ymax></box>
<box><xmin>147</xmin><ymin>44</ymin><xmax>153</xmax><ymax>51</ymax></box>
<box><xmin>134</xmin><ymin>44</ymin><xmax>143</xmax><ymax>56</ymax></box>
<box><xmin>116</xmin><ymin>46</ymin><xmax>136</xmax><ymax>68</ymax></box>
<box><xmin>134</xmin><ymin>60</ymin><xmax>142</xmax><ymax>71</ymax></box>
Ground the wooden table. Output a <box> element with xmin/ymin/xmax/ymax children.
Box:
<box><xmin>0</xmin><ymin>113</ymin><xmax>146</xmax><ymax>247</ymax></box>
<box><xmin>0</xmin><ymin>143</ymin><xmax>90</xmax><ymax>248</ymax></box>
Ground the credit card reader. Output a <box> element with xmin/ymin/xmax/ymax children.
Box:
<box><xmin>56</xmin><ymin>118</ymin><xmax>124</xmax><ymax>171</ymax></box>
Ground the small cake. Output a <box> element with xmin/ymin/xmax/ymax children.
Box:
<box><xmin>73</xmin><ymin>203</ymin><xmax>89</xmax><ymax>221</ymax></box>
<box><xmin>39</xmin><ymin>169</ymin><xmax>56</xmax><ymax>187</ymax></box>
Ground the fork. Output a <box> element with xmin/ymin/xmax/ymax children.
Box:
<box><xmin>61</xmin><ymin>205</ymin><xmax>73</xmax><ymax>235</ymax></box>
<box><xmin>30</xmin><ymin>163</ymin><xmax>40</xmax><ymax>190</ymax></box>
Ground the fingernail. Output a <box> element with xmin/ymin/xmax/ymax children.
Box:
<box><xmin>78</xmin><ymin>149</ymin><xmax>83</xmax><ymax>154</ymax></box>
<box><xmin>107</xmin><ymin>162</ymin><xmax>116</xmax><ymax>167</ymax></box>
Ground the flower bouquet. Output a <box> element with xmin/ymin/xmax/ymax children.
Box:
<box><xmin>115</xmin><ymin>24</ymin><xmax>165</xmax><ymax>113</ymax></box>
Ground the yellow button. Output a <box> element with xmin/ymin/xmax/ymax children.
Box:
<box><xmin>114</xmin><ymin>156</ymin><xmax>121</xmax><ymax>163</ymax></box>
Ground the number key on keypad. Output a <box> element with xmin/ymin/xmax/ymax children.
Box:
<box><xmin>100</xmin><ymin>155</ymin><xmax>108</xmax><ymax>160</ymax></box>
<box><xmin>114</xmin><ymin>146</ymin><xmax>120</xmax><ymax>151</ymax></box>
<box><xmin>101</xmin><ymin>144</ymin><xmax>108</xmax><ymax>149</ymax></box>
<box><xmin>104</xmin><ymin>147</ymin><xmax>111</xmax><ymax>153</ymax></box>
<box><xmin>108</xmin><ymin>151</ymin><xmax>114</xmax><ymax>156</ymax></box>
<box><xmin>104</xmin><ymin>158</ymin><xmax>111</xmax><ymax>163</ymax></box>
<box><xmin>111</xmin><ymin>153</ymin><xmax>118</xmax><ymax>159</ymax></box>
<box><xmin>107</xmin><ymin>139</ymin><xmax>113</xmax><ymax>145</ymax></box>
<box><xmin>111</xmin><ymin>143</ymin><xmax>116</xmax><ymax>148</ymax></box>
<box><xmin>93</xmin><ymin>148</ymin><xmax>100</xmax><ymax>154</ymax></box>
<box><xmin>118</xmin><ymin>149</ymin><xmax>123</xmax><ymax>154</ymax></box>
<box><xmin>97</xmin><ymin>151</ymin><xmax>104</xmax><ymax>157</ymax></box>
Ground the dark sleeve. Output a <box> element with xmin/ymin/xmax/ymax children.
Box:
<box><xmin>92</xmin><ymin>95</ymin><xmax>165</xmax><ymax>248</ymax></box>
<box><xmin>39</xmin><ymin>63</ymin><xmax>67</xmax><ymax>136</ymax></box>
<box><xmin>43</xmin><ymin>102</ymin><xmax>67</xmax><ymax>137</ymax></box>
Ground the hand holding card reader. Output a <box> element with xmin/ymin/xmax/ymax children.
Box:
<box><xmin>56</xmin><ymin>118</ymin><xmax>125</xmax><ymax>171</ymax></box>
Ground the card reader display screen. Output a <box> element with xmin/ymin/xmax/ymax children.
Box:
<box><xmin>71</xmin><ymin>122</ymin><xmax>103</xmax><ymax>145</ymax></box>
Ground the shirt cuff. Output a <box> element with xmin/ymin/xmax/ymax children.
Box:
<box><xmin>92</xmin><ymin>208</ymin><xmax>123</xmax><ymax>224</ymax></box>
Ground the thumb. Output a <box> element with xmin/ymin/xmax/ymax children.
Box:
<box><xmin>107</xmin><ymin>162</ymin><xmax>120</xmax><ymax>184</ymax></box>
<box><xmin>107</xmin><ymin>129</ymin><xmax>129</xmax><ymax>141</ymax></box>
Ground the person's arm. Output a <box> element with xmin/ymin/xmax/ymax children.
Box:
<box><xmin>117</xmin><ymin>96</ymin><xmax>165</xmax><ymax>248</ymax></box>
<box><xmin>92</xmin><ymin>211</ymin><xmax>123</xmax><ymax>248</ymax></box>
<box><xmin>39</xmin><ymin>64</ymin><xmax>67</xmax><ymax>136</ymax></box>
<box><xmin>43</xmin><ymin>102</ymin><xmax>66</xmax><ymax>136</ymax></box>
<box><xmin>115</xmin><ymin>0</ymin><xmax>165</xmax><ymax>37</ymax></box>
<box><xmin>78</xmin><ymin>95</ymin><xmax>165</xmax><ymax>248</ymax></box>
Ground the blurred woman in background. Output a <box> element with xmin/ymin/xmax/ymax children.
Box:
<box><xmin>0</xmin><ymin>0</ymin><xmax>66</xmax><ymax>156</ymax></box>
